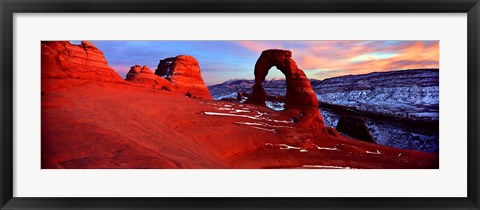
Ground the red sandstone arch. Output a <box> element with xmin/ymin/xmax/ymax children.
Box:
<box><xmin>247</xmin><ymin>49</ymin><xmax>326</xmax><ymax>130</ymax></box>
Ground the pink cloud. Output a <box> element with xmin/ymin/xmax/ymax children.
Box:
<box><xmin>236</xmin><ymin>40</ymin><xmax>439</xmax><ymax>80</ymax></box>
<box><xmin>236</xmin><ymin>41</ymin><xmax>286</xmax><ymax>54</ymax></box>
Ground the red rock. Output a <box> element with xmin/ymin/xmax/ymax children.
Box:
<box><xmin>126</xmin><ymin>65</ymin><xmax>153</xmax><ymax>78</ymax></box>
<box><xmin>125</xmin><ymin>65</ymin><xmax>172</xmax><ymax>90</ymax></box>
<box><xmin>41</xmin><ymin>41</ymin><xmax>123</xmax><ymax>82</ymax></box>
<box><xmin>41</xmin><ymin>81</ymin><xmax>439</xmax><ymax>169</ymax></box>
<box><xmin>155</xmin><ymin>55</ymin><xmax>212</xmax><ymax>99</ymax></box>
<box><xmin>247</xmin><ymin>84</ymin><xmax>267</xmax><ymax>105</ymax></box>
<box><xmin>246</xmin><ymin>49</ymin><xmax>325</xmax><ymax>130</ymax></box>
<box><xmin>336</xmin><ymin>116</ymin><xmax>376</xmax><ymax>143</ymax></box>
<box><xmin>40</xmin><ymin>44</ymin><xmax>439</xmax><ymax>169</ymax></box>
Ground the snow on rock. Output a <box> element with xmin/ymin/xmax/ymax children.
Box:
<box><xmin>207</xmin><ymin>69</ymin><xmax>439</xmax><ymax>153</ymax></box>
<box><xmin>266</xmin><ymin>101</ymin><xmax>285</xmax><ymax>111</ymax></box>
<box><xmin>313</xmin><ymin>69</ymin><xmax>439</xmax><ymax>120</ymax></box>
<box><xmin>301</xmin><ymin>165</ymin><xmax>354</xmax><ymax>169</ymax></box>
<box><xmin>209</xmin><ymin>69</ymin><xmax>439</xmax><ymax>120</ymax></box>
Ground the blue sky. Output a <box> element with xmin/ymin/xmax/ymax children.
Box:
<box><xmin>71</xmin><ymin>40</ymin><xmax>439</xmax><ymax>85</ymax></box>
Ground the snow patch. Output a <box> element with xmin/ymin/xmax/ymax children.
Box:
<box><xmin>213</xmin><ymin>92</ymin><xmax>237</xmax><ymax>100</ymax></box>
<box><xmin>251</xmin><ymin>126</ymin><xmax>277</xmax><ymax>133</ymax></box>
<box><xmin>202</xmin><ymin>112</ymin><xmax>293</xmax><ymax>124</ymax></box>
<box><xmin>235</xmin><ymin>121</ymin><xmax>295</xmax><ymax>128</ymax></box>
<box><xmin>316</xmin><ymin>146</ymin><xmax>338</xmax><ymax>151</ymax></box>
<box><xmin>278</xmin><ymin>144</ymin><xmax>301</xmax><ymax>150</ymax></box>
<box><xmin>301</xmin><ymin>165</ymin><xmax>354</xmax><ymax>169</ymax></box>
<box><xmin>366</xmin><ymin>149</ymin><xmax>382</xmax><ymax>155</ymax></box>
<box><xmin>233</xmin><ymin>109</ymin><xmax>250</xmax><ymax>113</ymax></box>
<box><xmin>266</xmin><ymin>101</ymin><xmax>285</xmax><ymax>111</ymax></box>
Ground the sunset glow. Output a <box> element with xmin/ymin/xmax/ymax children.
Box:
<box><xmin>83</xmin><ymin>40</ymin><xmax>439</xmax><ymax>85</ymax></box>
<box><xmin>42</xmin><ymin>40</ymin><xmax>440</xmax><ymax>169</ymax></box>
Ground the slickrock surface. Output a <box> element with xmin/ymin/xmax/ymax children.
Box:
<box><xmin>155</xmin><ymin>55</ymin><xmax>212</xmax><ymax>99</ymax></box>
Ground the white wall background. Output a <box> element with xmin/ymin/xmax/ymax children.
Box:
<box><xmin>13</xmin><ymin>13</ymin><xmax>467</xmax><ymax>197</ymax></box>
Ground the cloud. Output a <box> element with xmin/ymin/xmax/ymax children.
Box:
<box><xmin>235</xmin><ymin>40</ymin><xmax>439</xmax><ymax>80</ymax></box>
<box><xmin>236</xmin><ymin>41</ymin><xmax>285</xmax><ymax>53</ymax></box>
<box><xmin>90</xmin><ymin>40</ymin><xmax>439</xmax><ymax>84</ymax></box>
<box><xmin>350</xmin><ymin>52</ymin><xmax>398</xmax><ymax>63</ymax></box>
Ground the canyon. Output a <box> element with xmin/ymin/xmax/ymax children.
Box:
<box><xmin>209</xmin><ymin>69</ymin><xmax>439</xmax><ymax>152</ymax></box>
<box><xmin>41</xmin><ymin>41</ymin><xmax>439</xmax><ymax>169</ymax></box>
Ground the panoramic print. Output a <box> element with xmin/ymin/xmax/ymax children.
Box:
<box><xmin>41</xmin><ymin>40</ymin><xmax>439</xmax><ymax>169</ymax></box>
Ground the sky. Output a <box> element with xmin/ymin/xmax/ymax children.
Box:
<box><xmin>73</xmin><ymin>40</ymin><xmax>439</xmax><ymax>85</ymax></box>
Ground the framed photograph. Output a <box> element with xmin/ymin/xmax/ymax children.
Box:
<box><xmin>1</xmin><ymin>0</ymin><xmax>479</xmax><ymax>209</ymax></box>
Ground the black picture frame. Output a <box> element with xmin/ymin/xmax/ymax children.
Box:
<box><xmin>1</xmin><ymin>0</ymin><xmax>479</xmax><ymax>209</ymax></box>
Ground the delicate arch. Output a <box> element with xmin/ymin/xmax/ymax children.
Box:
<box><xmin>247</xmin><ymin>49</ymin><xmax>319</xmax><ymax>109</ymax></box>
<box><xmin>246</xmin><ymin>49</ymin><xmax>328</xmax><ymax>130</ymax></box>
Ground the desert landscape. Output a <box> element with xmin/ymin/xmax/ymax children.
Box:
<box><xmin>41</xmin><ymin>41</ymin><xmax>439</xmax><ymax>169</ymax></box>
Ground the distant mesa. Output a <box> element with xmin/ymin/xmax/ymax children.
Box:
<box><xmin>246</xmin><ymin>49</ymin><xmax>326</xmax><ymax>130</ymax></box>
<box><xmin>125</xmin><ymin>65</ymin><xmax>172</xmax><ymax>90</ymax></box>
<box><xmin>41</xmin><ymin>41</ymin><xmax>123</xmax><ymax>82</ymax></box>
<box><xmin>155</xmin><ymin>55</ymin><xmax>212</xmax><ymax>99</ymax></box>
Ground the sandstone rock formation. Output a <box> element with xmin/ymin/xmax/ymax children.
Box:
<box><xmin>126</xmin><ymin>65</ymin><xmax>154</xmax><ymax>79</ymax></box>
<box><xmin>155</xmin><ymin>55</ymin><xmax>212</xmax><ymax>99</ymax></box>
<box><xmin>336</xmin><ymin>116</ymin><xmax>376</xmax><ymax>143</ymax></box>
<box><xmin>125</xmin><ymin>65</ymin><xmax>171</xmax><ymax>90</ymax></box>
<box><xmin>41</xmin><ymin>41</ymin><xmax>123</xmax><ymax>82</ymax></box>
<box><xmin>246</xmin><ymin>49</ymin><xmax>325</xmax><ymax>130</ymax></box>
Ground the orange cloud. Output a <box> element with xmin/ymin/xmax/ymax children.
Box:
<box><xmin>236</xmin><ymin>40</ymin><xmax>439</xmax><ymax>80</ymax></box>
